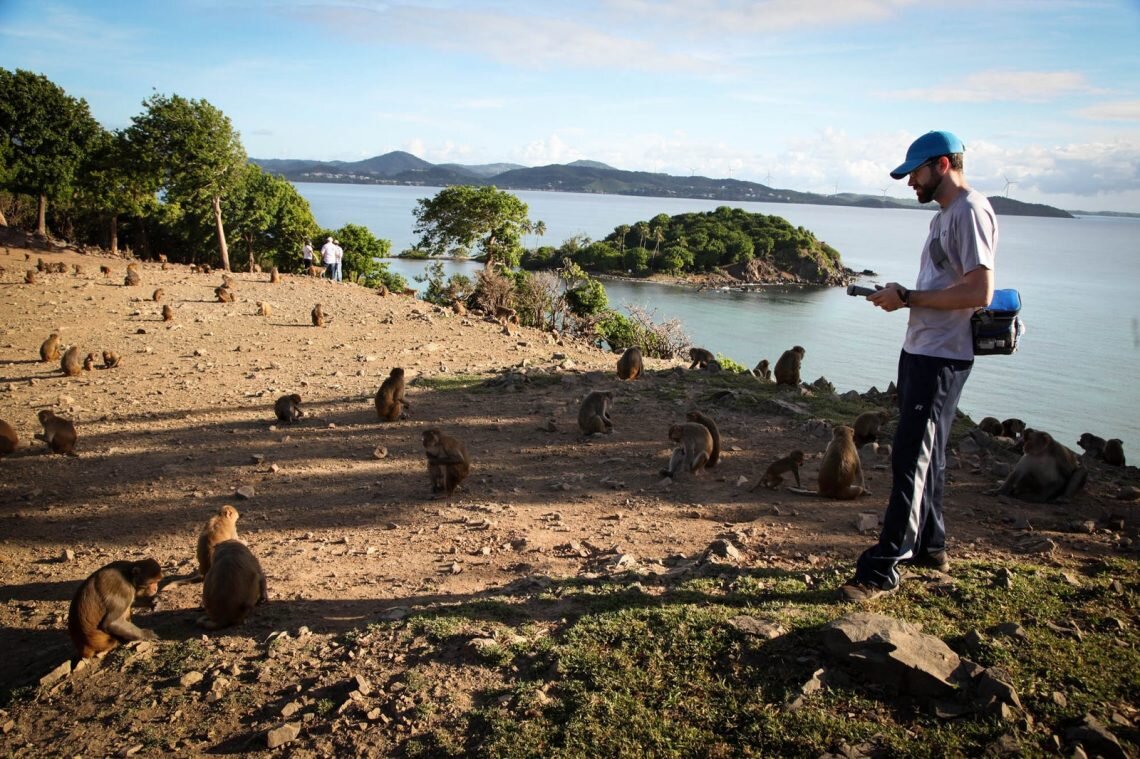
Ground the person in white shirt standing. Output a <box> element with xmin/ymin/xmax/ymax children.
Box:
<box><xmin>320</xmin><ymin>236</ymin><xmax>336</xmax><ymax>280</ymax></box>
<box><xmin>301</xmin><ymin>240</ymin><xmax>313</xmax><ymax>271</ymax></box>
<box><xmin>333</xmin><ymin>239</ymin><xmax>344</xmax><ymax>282</ymax></box>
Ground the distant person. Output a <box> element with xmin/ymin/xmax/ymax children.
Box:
<box><xmin>840</xmin><ymin>130</ymin><xmax>997</xmax><ymax>603</ymax></box>
<box><xmin>301</xmin><ymin>240</ymin><xmax>313</xmax><ymax>270</ymax></box>
<box><xmin>333</xmin><ymin>239</ymin><xmax>344</xmax><ymax>282</ymax></box>
<box><xmin>321</xmin><ymin>236</ymin><xmax>337</xmax><ymax>279</ymax></box>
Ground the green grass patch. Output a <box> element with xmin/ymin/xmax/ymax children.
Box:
<box><xmin>414</xmin><ymin>374</ymin><xmax>485</xmax><ymax>392</ymax></box>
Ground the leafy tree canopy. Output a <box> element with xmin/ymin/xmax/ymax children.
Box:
<box><xmin>413</xmin><ymin>185</ymin><xmax>531</xmax><ymax>269</ymax></box>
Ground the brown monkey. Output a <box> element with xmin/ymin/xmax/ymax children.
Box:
<box><xmin>72</xmin><ymin>263</ymin><xmax>82</xmax><ymax>276</ymax></box>
<box><xmin>37</xmin><ymin>409</ymin><xmax>77</xmax><ymax>454</ymax></box>
<box><xmin>40</xmin><ymin>332</ymin><xmax>61</xmax><ymax>362</ymax></box>
<box><xmin>1104</xmin><ymin>439</ymin><xmax>1126</xmax><ymax>467</ymax></box>
<box><xmin>152</xmin><ymin>288</ymin><xmax>164</xmax><ymax>302</ymax></box>
<box><xmin>99</xmin><ymin>265</ymin><xmax>112</xmax><ymax>277</ymax></box>
<box><xmin>68</xmin><ymin>558</ymin><xmax>162</xmax><ymax>658</ymax></box>
<box><xmin>774</xmin><ymin>346</ymin><xmax>805</xmax><ymax>386</ymax></box>
<box><xmin>162</xmin><ymin>304</ymin><xmax>174</xmax><ymax>322</ymax></box>
<box><xmin>1077</xmin><ymin>432</ymin><xmax>1106</xmax><ymax>458</ymax></box>
<box><xmin>577</xmin><ymin>390</ymin><xmax>614</xmax><ymax>435</ymax></box>
<box><xmin>198</xmin><ymin>540</ymin><xmax>267</xmax><ymax>630</ymax></box>
<box><xmin>753</xmin><ymin>359</ymin><xmax>772</xmax><ymax>382</ymax></box>
<box><xmin>688</xmin><ymin>347</ymin><xmax>715</xmax><ymax>370</ymax></box>
<box><xmin>686</xmin><ymin>409</ymin><xmax>720</xmax><ymax>467</ymax></box>
<box><xmin>200</xmin><ymin>264</ymin><xmax>211</xmax><ymax>275</ymax></box>
<box><xmin>1000</xmin><ymin>418</ymin><xmax>1026</xmax><ymax>440</ymax></box>
<box><xmin>663</xmin><ymin>422</ymin><xmax>714</xmax><ymax>477</ymax></box>
<box><xmin>422</xmin><ymin>428</ymin><xmax>472</xmax><ymax>497</ymax></box>
<box><xmin>123</xmin><ymin>267</ymin><xmax>140</xmax><ymax>286</ymax></box>
<box><xmin>977</xmin><ymin>416</ymin><xmax>1003</xmax><ymax>436</ymax></box>
<box><xmin>35</xmin><ymin>258</ymin><xmax>47</xmax><ymax>272</ymax></box>
<box><xmin>269</xmin><ymin>266</ymin><xmax>279</xmax><ymax>283</ymax></box>
<box><xmin>616</xmin><ymin>346</ymin><xmax>643</xmax><ymax>380</ymax></box>
<box><xmin>311</xmin><ymin>303</ymin><xmax>324</xmax><ymax>327</ymax></box>
<box><xmin>196</xmin><ymin>505</ymin><xmax>240</xmax><ymax>577</ymax></box>
<box><xmin>751</xmin><ymin>450</ymin><xmax>806</xmax><ymax>490</ymax></box>
<box><xmin>82</xmin><ymin>352</ymin><xmax>97</xmax><ymax>371</ymax></box>
<box><xmin>189</xmin><ymin>264</ymin><xmax>199</xmax><ymax>274</ymax></box>
<box><xmin>256</xmin><ymin>301</ymin><xmax>272</xmax><ymax>317</ymax></box>
<box><xmin>817</xmin><ymin>425</ymin><xmax>867</xmax><ymax>500</ymax></box>
<box><xmin>852</xmin><ymin>409</ymin><xmax>891</xmax><ymax>448</ymax></box>
<box><xmin>308</xmin><ymin>265</ymin><xmax>323</xmax><ymax>278</ymax></box>
<box><xmin>375</xmin><ymin>368</ymin><xmax>408</xmax><ymax>421</ymax></box>
<box><xmin>61</xmin><ymin>345</ymin><xmax>83</xmax><ymax>376</ymax></box>
<box><xmin>0</xmin><ymin>419</ymin><xmax>18</xmax><ymax>456</ymax></box>
<box><xmin>494</xmin><ymin>306</ymin><xmax>520</xmax><ymax>324</ymax></box>
<box><xmin>451</xmin><ymin>298</ymin><xmax>464</xmax><ymax>313</ymax></box>
<box><xmin>24</xmin><ymin>270</ymin><xmax>36</xmax><ymax>284</ymax></box>
<box><xmin>215</xmin><ymin>286</ymin><xmax>234</xmax><ymax>303</ymax></box>
<box><xmin>157</xmin><ymin>254</ymin><xmax>168</xmax><ymax>264</ymax></box>
<box><xmin>102</xmin><ymin>351</ymin><xmax>121</xmax><ymax>369</ymax></box>
<box><xmin>274</xmin><ymin>393</ymin><xmax>303</xmax><ymax>424</ymax></box>
<box><xmin>992</xmin><ymin>429</ymin><xmax>1087</xmax><ymax>503</ymax></box>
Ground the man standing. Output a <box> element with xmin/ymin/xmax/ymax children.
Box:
<box><xmin>840</xmin><ymin>130</ymin><xmax>997</xmax><ymax>602</ymax></box>
<box><xmin>321</xmin><ymin>236</ymin><xmax>337</xmax><ymax>280</ymax></box>
<box><xmin>333</xmin><ymin>238</ymin><xmax>344</xmax><ymax>282</ymax></box>
<box><xmin>301</xmin><ymin>239</ymin><xmax>313</xmax><ymax>271</ymax></box>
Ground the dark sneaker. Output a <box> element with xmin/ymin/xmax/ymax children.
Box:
<box><xmin>838</xmin><ymin>579</ymin><xmax>899</xmax><ymax>603</ymax></box>
<box><xmin>911</xmin><ymin>551</ymin><xmax>950</xmax><ymax>572</ymax></box>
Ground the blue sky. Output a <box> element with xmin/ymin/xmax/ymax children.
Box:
<box><xmin>2</xmin><ymin>0</ymin><xmax>1139</xmax><ymax>211</ymax></box>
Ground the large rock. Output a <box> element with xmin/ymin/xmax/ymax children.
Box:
<box><xmin>822</xmin><ymin>612</ymin><xmax>964</xmax><ymax>698</ymax></box>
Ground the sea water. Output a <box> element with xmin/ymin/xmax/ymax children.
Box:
<box><xmin>295</xmin><ymin>182</ymin><xmax>1140</xmax><ymax>455</ymax></box>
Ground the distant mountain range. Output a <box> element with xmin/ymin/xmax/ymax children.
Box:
<box><xmin>250</xmin><ymin>151</ymin><xmax>1075</xmax><ymax>218</ymax></box>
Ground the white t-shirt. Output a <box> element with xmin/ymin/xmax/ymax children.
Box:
<box><xmin>334</xmin><ymin>245</ymin><xmax>343</xmax><ymax>264</ymax></box>
<box><xmin>903</xmin><ymin>188</ymin><xmax>998</xmax><ymax>361</ymax></box>
<box><xmin>302</xmin><ymin>244</ymin><xmax>313</xmax><ymax>261</ymax></box>
<box><xmin>321</xmin><ymin>242</ymin><xmax>336</xmax><ymax>264</ymax></box>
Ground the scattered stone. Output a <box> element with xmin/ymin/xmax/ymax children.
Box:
<box><xmin>728</xmin><ymin>616</ymin><xmax>785</xmax><ymax>639</ymax></box>
<box><xmin>265</xmin><ymin>722</ymin><xmax>301</xmax><ymax>749</ymax></box>
<box><xmin>372</xmin><ymin>446</ymin><xmax>388</xmax><ymax>460</ymax></box>
<box><xmin>59</xmin><ymin>549</ymin><xmax>75</xmax><ymax>562</ymax></box>
<box><xmin>1065</xmin><ymin>714</ymin><xmax>1127</xmax><ymax>759</ymax></box>
<box><xmin>39</xmin><ymin>660</ymin><xmax>71</xmax><ymax>688</ymax></box>
<box><xmin>379</xmin><ymin>607</ymin><xmax>408</xmax><ymax>621</ymax></box>
<box><xmin>702</xmin><ymin>539</ymin><xmax>743</xmax><ymax>563</ymax></box>
<box><xmin>180</xmin><ymin>671</ymin><xmax>204</xmax><ymax>688</ymax></box>
<box><xmin>235</xmin><ymin>486</ymin><xmax>256</xmax><ymax>500</ymax></box>
<box><xmin>989</xmin><ymin>622</ymin><xmax>1027</xmax><ymax>641</ymax></box>
<box><xmin>280</xmin><ymin>702</ymin><xmax>301</xmax><ymax>718</ymax></box>
<box><xmin>855</xmin><ymin>512</ymin><xmax>879</xmax><ymax>532</ymax></box>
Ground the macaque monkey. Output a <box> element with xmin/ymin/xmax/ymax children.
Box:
<box><xmin>123</xmin><ymin>266</ymin><xmax>140</xmax><ymax>286</ymax></box>
<box><xmin>1077</xmin><ymin>432</ymin><xmax>1106</xmax><ymax>459</ymax></box>
<box><xmin>852</xmin><ymin>409</ymin><xmax>891</xmax><ymax>448</ymax></box>
<box><xmin>1001</xmin><ymin>418</ymin><xmax>1026</xmax><ymax>440</ymax></box>
<box><xmin>68</xmin><ymin>558</ymin><xmax>162</xmax><ymax>657</ymax></box>
<box><xmin>274</xmin><ymin>393</ymin><xmax>303</xmax><ymax>424</ymax></box>
<box><xmin>269</xmin><ymin>266</ymin><xmax>279</xmax><ymax>283</ymax></box>
<box><xmin>422</xmin><ymin>428</ymin><xmax>471</xmax><ymax>498</ymax></box>
<box><xmin>685</xmin><ymin>409</ymin><xmax>720</xmax><ymax>468</ymax></box>
<box><xmin>817</xmin><ymin>425</ymin><xmax>867</xmax><ymax>500</ymax></box>
<box><xmin>375</xmin><ymin>368</ymin><xmax>408</xmax><ymax>421</ymax></box>
<box><xmin>197</xmin><ymin>505</ymin><xmax>240</xmax><ymax>577</ymax></box>
<box><xmin>100</xmin><ymin>265</ymin><xmax>112</xmax><ymax>277</ymax></box>
<box><xmin>494</xmin><ymin>306</ymin><xmax>520</xmax><ymax>325</ymax></box>
<box><xmin>577</xmin><ymin>390</ymin><xmax>614</xmax><ymax>435</ymax></box>
<box><xmin>616</xmin><ymin>346</ymin><xmax>643</xmax><ymax>380</ymax></box>
<box><xmin>61</xmin><ymin>346</ymin><xmax>83</xmax><ymax>376</ymax></box>
<box><xmin>40</xmin><ymin>333</ymin><xmax>61</xmax><ymax>362</ymax></box>
<box><xmin>977</xmin><ymin>417</ymin><xmax>1003</xmax><ymax>436</ymax></box>
<box><xmin>751</xmin><ymin>450</ymin><xmax>806</xmax><ymax>490</ymax></box>
<box><xmin>152</xmin><ymin>288</ymin><xmax>164</xmax><ymax>302</ymax></box>
<box><xmin>37</xmin><ymin>409</ymin><xmax>77</xmax><ymax>454</ymax></box>
<box><xmin>25</xmin><ymin>270</ymin><xmax>36</xmax><ymax>284</ymax></box>
<box><xmin>774</xmin><ymin>346</ymin><xmax>806</xmax><ymax>386</ymax></box>
<box><xmin>991</xmin><ymin>428</ymin><xmax>1087</xmax><ymax>503</ymax></box>
<box><xmin>162</xmin><ymin>304</ymin><xmax>174</xmax><ymax>322</ymax></box>
<box><xmin>220</xmin><ymin>274</ymin><xmax>235</xmax><ymax>290</ymax></box>
<box><xmin>311</xmin><ymin>303</ymin><xmax>324</xmax><ymax>327</ymax></box>
<box><xmin>0</xmin><ymin>419</ymin><xmax>18</xmax><ymax>456</ymax></box>
<box><xmin>1104</xmin><ymin>439</ymin><xmax>1125</xmax><ymax>467</ymax></box>
<box><xmin>688</xmin><ymin>347</ymin><xmax>715</xmax><ymax>370</ymax></box>
<box><xmin>83</xmin><ymin>352</ymin><xmax>97</xmax><ymax>371</ymax></box>
<box><xmin>256</xmin><ymin>301</ymin><xmax>272</xmax><ymax>317</ymax></box>
<box><xmin>102</xmin><ymin>351</ymin><xmax>121</xmax><ymax>369</ymax></box>
<box><xmin>199</xmin><ymin>264</ymin><xmax>211</xmax><ymax>275</ymax></box>
<box><xmin>215</xmin><ymin>286</ymin><xmax>234</xmax><ymax>303</ymax></box>
<box><xmin>662</xmin><ymin>422</ymin><xmax>714</xmax><ymax>477</ymax></box>
<box><xmin>198</xmin><ymin>540</ymin><xmax>267</xmax><ymax>630</ymax></box>
<box><xmin>753</xmin><ymin>359</ymin><xmax>772</xmax><ymax>382</ymax></box>
<box><xmin>72</xmin><ymin>263</ymin><xmax>82</xmax><ymax>276</ymax></box>
<box><xmin>157</xmin><ymin>254</ymin><xmax>168</xmax><ymax>264</ymax></box>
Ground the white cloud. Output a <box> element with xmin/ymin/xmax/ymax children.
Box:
<box><xmin>888</xmin><ymin>70</ymin><xmax>1094</xmax><ymax>103</ymax></box>
<box><xmin>604</xmin><ymin>0</ymin><xmax>916</xmax><ymax>34</ymax></box>
<box><xmin>1076</xmin><ymin>100</ymin><xmax>1140</xmax><ymax>121</ymax></box>
<box><xmin>517</xmin><ymin>134</ymin><xmax>582</xmax><ymax>165</ymax></box>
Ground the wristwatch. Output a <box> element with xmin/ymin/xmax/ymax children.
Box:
<box><xmin>898</xmin><ymin>287</ymin><xmax>911</xmax><ymax>307</ymax></box>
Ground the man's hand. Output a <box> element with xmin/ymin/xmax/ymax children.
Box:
<box><xmin>869</xmin><ymin>282</ymin><xmax>907</xmax><ymax>312</ymax></box>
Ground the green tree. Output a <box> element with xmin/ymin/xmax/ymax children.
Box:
<box><xmin>0</xmin><ymin>68</ymin><xmax>101</xmax><ymax>236</ymax></box>
<box><xmin>634</xmin><ymin>220</ymin><xmax>650</xmax><ymax>250</ymax></box>
<box><xmin>331</xmin><ymin>223</ymin><xmax>401</xmax><ymax>290</ymax></box>
<box><xmin>225</xmin><ymin>164</ymin><xmax>318</xmax><ymax>272</ymax></box>
<box><xmin>75</xmin><ymin>128</ymin><xmax>159</xmax><ymax>255</ymax></box>
<box><xmin>413</xmin><ymin>185</ymin><xmax>530</xmax><ymax>270</ymax></box>
<box><xmin>614</xmin><ymin>224</ymin><xmax>630</xmax><ymax>256</ymax></box>
<box><xmin>126</xmin><ymin>93</ymin><xmax>247</xmax><ymax>271</ymax></box>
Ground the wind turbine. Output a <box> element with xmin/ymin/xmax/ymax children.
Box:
<box><xmin>1003</xmin><ymin>176</ymin><xmax>1017</xmax><ymax>198</ymax></box>
<box><xmin>880</xmin><ymin>188</ymin><xmax>889</xmax><ymax>206</ymax></box>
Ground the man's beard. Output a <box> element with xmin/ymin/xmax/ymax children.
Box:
<box><xmin>914</xmin><ymin>173</ymin><xmax>941</xmax><ymax>204</ymax></box>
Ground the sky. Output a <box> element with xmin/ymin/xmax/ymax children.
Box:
<box><xmin>2</xmin><ymin>0</ymin><xmax>1139</xmax><ymax>212</ymax></box>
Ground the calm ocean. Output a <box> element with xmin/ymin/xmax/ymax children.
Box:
<box><xmin>294</xmin><ymin>182</ymin><xmax>1140</xmax><ymax>457</ymax></box>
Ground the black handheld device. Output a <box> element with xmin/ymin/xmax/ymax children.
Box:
<box><xmin>846</xmin><ymin>285</ymin><xmax>880</xmax><ymax>297</ymax></box>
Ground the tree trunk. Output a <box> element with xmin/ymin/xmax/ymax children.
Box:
<box><xmin>110</xmin><ymin>214</ymin><xmax>119</xmax><ymax>256</ymax></box>
<box><xmin>212</xmin><ymin>195</ymin><xmax>231</xmax><ymax>271</ymax></box>
<box><xmin>246</xmin><ymin>233</ymin><xmax>255</xmax><ymax>272</ymax></box>
<box><xmin>0</xmin><ymin>204</ymin><xmax>7</xmax><ymax>227</ymax></box>
<box><xmin>36</xmin><ymin>195</ymin><xmax>47</xmax><ymax>237</ymax></box>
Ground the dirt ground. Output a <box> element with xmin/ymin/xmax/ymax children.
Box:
<box><xmin>0</xmin><ymin>241</ymin><xmax>1137</xmax><ymax>756</ymax></box>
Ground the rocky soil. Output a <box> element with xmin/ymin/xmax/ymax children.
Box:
<box><xmin>0</xmin><ymin>240</ymin><xmax>1136</xmax><ymax>756</ymax></box>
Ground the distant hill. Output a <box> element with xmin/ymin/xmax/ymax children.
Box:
<box><xmin>250</xmin><ymin>152</ymin><xmax>1075</xmax><ymax>218</ymax></box>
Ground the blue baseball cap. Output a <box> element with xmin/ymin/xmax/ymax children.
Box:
<box><xmin>889</xmin><ymin>131</ymin><xmax>965</xmax><ymax>179</ymax></box>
